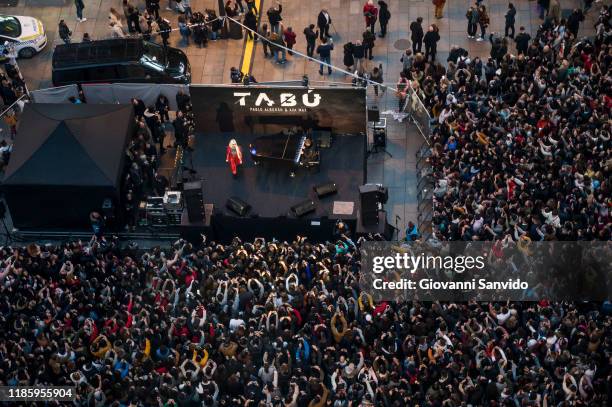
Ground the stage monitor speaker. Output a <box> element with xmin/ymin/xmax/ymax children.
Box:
<box><xmin>226</xmin><ymin>197</ymin><xmax>251</xmax><ymax>217</ymax></box>
<box><xmin>313</xmin><ymin>182</ymin><xmax>338</xmax><ymax>199</ymax></box>
<box><xmin>367</xmin><ymin>105</ymin><xmax>380</xmax><ymax>122</ymax></box>
<box><xmin>184</xmin><ymin>180</ymin><xmax>204</xmax><ymax>222</ymax></box>
<box><xmin>290</xmin><ymin>199</ymin><xmax>316</xmax><ymax>217</ymax></box>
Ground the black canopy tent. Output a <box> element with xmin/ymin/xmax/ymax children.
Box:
<box><xmin>2</xmin><ymin>104</ymin><xmax>134</xmax><ymax>229</ymax></box>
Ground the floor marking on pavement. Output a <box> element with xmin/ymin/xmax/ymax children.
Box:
<box><xmin>240</xmin><ymin>0</ymin><xmax>263</xmax><ymax>76</ymax></box>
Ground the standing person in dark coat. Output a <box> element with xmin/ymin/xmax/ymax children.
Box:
<box><xmin>567</xmin><ymin>8</ymin><xmax>584</xmax><ymax>38</ymax></box>
<box><xmin>173</xmin><ymin>111</ymin><xmax>188</xmax><ymax>147</ymax></box>
<box><xmin>58</xmin><ymin>20</ymin><xmax>72</xmax><ymax>44</ymax></box>
<box><xmin>155</xmin><ymin>94</ymin><xmax>170</xmax><ymax>123</ymax></box>
<box><xmin>244</xmin><ymin>8</ymin><xmax>257</xmax><ymax>40</ymax></box>
<box><xmin>267</xmin><ymin>1</ymin><xmax>283</xmax><ymax>33</ymax></box>
<box><xmin>131</xmin><ymin>98</ymin><xmax>146</xmax><ymax>120</ymax></box>
<box><xmin>316</xmin><ymin>37</ymin><xmax>334</xmax><ymax>75</ymax></box>
<box><xmin>362</xmin><ymin>29</ymin><xmax>375</xmax><ymax>60</ymax></box>
<box><xmin>343</xmin><ymin>42</ymin><xmax>355</xmax><ymax>71</ymax></box>
<box><xmin>175</xmin><ymin>89</ymin><xmax>190</xmax><ymax>113</ymax></box>
<box><xmin>466</xmin><ymin>6</ymin><xmax>479</xmax><ymax>39</ymax></box>
<box><xmin>514</xmin><ymin>26</ymin><xmax>531</xmax><ymax>55</ymax></box>
<box><xmin>303</xmin><ymin>24</ymin><xmax>318</xmax><ymax>57</ymax></box>
<box><xmin>477</xmin><ymin>5</ymin><xmax>489</xmax><ymax>41</ymax></box>
<box><xmin>505</xmin><ymin>3</ymin><xmax>517</xmax><ymax>39</ymax></box>
<box><xmin>537</xmin><ymin>0</ymin><xmax>549</xmax><ymax>20</ymax></box>
<box><xmin>352</xmin><ymin>40</ymin><xmax>365</xmax><ymax>73</ymax></box>
<box><xmin>158</xmin><ymin>18</ymin><xmax>171</xmax><ymax>46</ymax></box>
<box><xmin>317</xmin><ymin>9</ymin><xmax>331</xmax><ymax>40</ymax></box>
<box><xmin>146</xmin><ymin>0</ymin><xmax>160</xmax><ymax>20</ymax></box>
<box><xmin>410</xmin><ymin>17</ymin><xmax>424</xmax><ymax>54</ymax></box>
<box><xmin>377</xmin><ymin>1</ymin><xmax>390</xmax><ymax>38</ymax></box>
<box><xmin>423</xmin><ymin>24</ymin><xmax>440</xmax><ymax>62</ymax></box>
<box><xmin>127</xmin><ymin>5</ymin><xmax>140</xmax><ymax>33</ymax></box>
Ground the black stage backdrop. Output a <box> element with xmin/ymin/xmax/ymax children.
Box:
<box><xmin>189</xmin><ymin>85</ymin><xmax>366</xmax><ymax>135</ymax></box>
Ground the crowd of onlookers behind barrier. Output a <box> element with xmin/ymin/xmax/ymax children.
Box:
<box><xmin>404</xmin><ymin>5</ymin><xmax>611</xmax><ymax>245</ymax></box>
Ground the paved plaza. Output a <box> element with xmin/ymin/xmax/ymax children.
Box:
<box><xmin>0</xmin><ymin>0</ymin><xmax>601</xmax><ymax>238</ymax></box>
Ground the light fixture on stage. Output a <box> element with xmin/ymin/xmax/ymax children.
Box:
<box><xmin>302</xmin><ymin>75</ymin><xmax>309</xmax><ymax>87</ymax></box>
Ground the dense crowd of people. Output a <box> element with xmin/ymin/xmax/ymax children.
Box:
<box><xmin>0</xmin><ymin>233</ymin><xmax>609</xmax><ymax>406</ymax></box>
<box><xmin>400</xmin><ymin>4</ymin><xmax>612</xmax><ymax>244</ymax></box>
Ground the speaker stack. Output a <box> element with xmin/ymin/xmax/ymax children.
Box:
<box><xmin>183</xmin><ymin>180</ymin><xmax>204</xmax><ymax>223</ymax></box>
<box><xmin>359</xmin><ymin>184</ymin><xmax>388</xmax><ymax>226</ymax></box>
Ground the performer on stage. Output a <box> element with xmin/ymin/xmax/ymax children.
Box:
<box><xmin>226</xmin><ymin>139</ymin><xmax>243</xmax><ymax>176</ymax></box>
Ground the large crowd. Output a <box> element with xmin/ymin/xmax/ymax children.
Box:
<box><xmin>405</xmin><ymin>5</ymin><xmax>612</xmax><ymax>244</ymax></box>
<box><xmin>0</xmin><ymin>1</ymin><xmax>611</xmax><ymax>406</ymax></box>
<box><xmin>0</xmin><ymin>235</ymin><xmax>610</xmax><ymax>406</ymax></box>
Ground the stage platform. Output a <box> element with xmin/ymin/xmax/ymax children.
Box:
<box><xmin>180</xmin><ymin>131</ymin><xmax>366</xmax><ymax>242</ymax></box>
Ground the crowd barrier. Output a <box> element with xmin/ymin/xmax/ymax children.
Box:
<box><xmin>403</xmin><ymin>87</ymin><xmax>434</xmax><ymax>239</ymax></box>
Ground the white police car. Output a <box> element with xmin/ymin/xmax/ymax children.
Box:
<box><xmin>0</xmin><ymin>14</ymin><xmax>47</xmax><ymax>59</ymax></box>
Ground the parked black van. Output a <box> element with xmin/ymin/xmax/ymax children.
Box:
<box><xmin>52</xmin><ymin>38</ymin><xmax>191</xmax><ymax>86</ymax></box>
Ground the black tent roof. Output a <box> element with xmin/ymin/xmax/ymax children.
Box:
<box><xmin>3</xmin><ymin>104</ymin><xmax>133</xmax><ymax>187</ymax></box>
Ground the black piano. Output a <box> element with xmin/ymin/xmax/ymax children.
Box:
<box><xmin>249</xmin><ymin>128</ymin><xmax>308</xmax><ymax>176</ymax></box>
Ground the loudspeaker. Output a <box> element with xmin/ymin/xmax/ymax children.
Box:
<box><xmin>373</xmin><ymin>128</ymin><xmax>386</xmax><ymax>148</ymax></box>
<box><xmin>359</xmin><ymin>184</ymin><xmax>388</xmax><ymax>226</ymax></box>
<box><xmin>226</xmin><ymin>197</ymin><xmax>251</xmax><ymax>217</ymax></box>
<box><xmin>290</xmin><ymin>200</ymin><xmax>316</xmax><ymax>217</ymax></box>
<box><xmin>367</xmin><ymin>105</ymin><xmax>380</xmax><ymax>122</ymax></box>
<box><xmin>361</xmin><ymin>209</ymin><xmax>380</xmax><ymax>226</ymax></box>
<box><xmin>359</xmin><ymin>183</ymin><xmax>388</xmax><ymax>203</ymax></box>
<box><xmin>184</xmin><ymin>181</ymin><xmax>204</xmax><ymax>222</ymax></box>
<box><xmin>313</xmin><ymin>182</ymin><xmax>338</xmax><ymax>199</ymax></box>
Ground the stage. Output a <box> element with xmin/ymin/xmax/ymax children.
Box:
<box><xmin>179</xmin><ymin>131</ymin><xmax>366</xmax><ymax>242</ymax></box>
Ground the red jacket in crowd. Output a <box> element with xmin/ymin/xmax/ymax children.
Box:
<box><xmin>283</xmin><ymin>29</ymin><xmax>296</xmax><ymax>47</ymax></box>
<box><xmin>363</xmin><ymin>2</ymin><xmax>378</xmax><ymax>26</ymax></box>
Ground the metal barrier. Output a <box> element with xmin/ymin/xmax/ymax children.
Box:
<box><xmin>403</xmin><ymin>87</ymin><xmax>434</xmax><ymax>240</ymax></box>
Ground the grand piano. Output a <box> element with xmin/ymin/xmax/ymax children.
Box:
<box><xmin>249</xmin><ymin>128</ymin><xmax>318</xmax><ymax>176</ymax></box>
